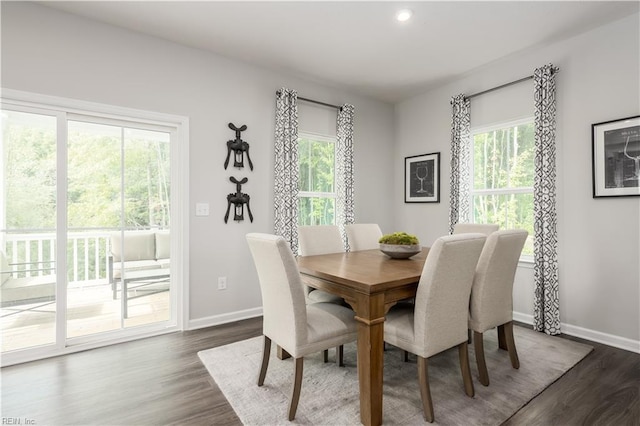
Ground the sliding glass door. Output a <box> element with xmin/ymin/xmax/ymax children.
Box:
<box><xmin>66</xmin><ymin>119</ymin><xmax>172</xmax><ymax>339</ymax></box>
<box><xmin>1</xmin><ymin>98</ymin><xmax>183</xmax><ymax>363</ymax></box>
<box><xmin>1</xmin><ymin>109</ymin><xmax>58</xmax><ymax>352</ymax></box>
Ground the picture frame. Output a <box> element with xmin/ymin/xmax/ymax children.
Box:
<box><xmin>405</xmin><ymin>152</ymin><xmax>440</xmax><ymax>203</ymax></box>
<box><xmin>592</xmin><ymin>115</ymin><xmax>640</xmax><ymax>198</ymax></box>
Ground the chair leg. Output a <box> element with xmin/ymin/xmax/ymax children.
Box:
<box><xmin>467</xmin><ymin>328</ymin><xmax>472</xmax><ymax>344</ymax></box>
<box><xmin>504</xmin><ymin>321</ymin><xmax>520</xmax><ymax>369</ymax></box>
<box><xmin>288</xmin><ymin>357</ymin><xmax>304</xmax><ymax>421</ymax></box>
<box><xmin>417</xmin><ymin>356</ymin><xmax>434</xmax><ymax>423</ymax></box>
<box><xmin>257</xmin><ymin>336</ymin><xmax>271</xmax><ymax>386</ymax></box>
<box><xmin>402</xmin><ymin>350</ymin><xmax>409</xmax><ymax>362</ymax></box>
<box><xmin>473</xmin><ymin>331</ymin><xmax>489</xmax><ymax>386</ymax></box>
<box><xmin>335</xmin><ymin>345</ymin><xmax>344</xmax><ymax>366</ymax></box>
<box><xmin>458</xmin><ymin>342</ymin><xmax>475</xmax><ymax>397</ymax></box>
<box><xmin>323</xmin><ymin>349</ymin><xmax>329</xmax><ymax>363</ymax></box>
<box><xmin>497</xmin><ymin>324</ymin><xmax>507</xmax><ymax>350</ymax></box>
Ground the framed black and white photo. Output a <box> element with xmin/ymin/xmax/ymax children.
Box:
<box><xmin>405</xmin><ymin>153</ymin><xmax>440</xmax><ymax>203</ymax></box>
<box><xmin>592</xmin><ymin>115</ymin><xmax>640</xmax><ymax>198</ymax></box>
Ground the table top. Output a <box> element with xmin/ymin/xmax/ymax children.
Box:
<box><xmin>297</xmin><ymin>247</ymin><xmax>429</xmax><ymax>294</ymax></box>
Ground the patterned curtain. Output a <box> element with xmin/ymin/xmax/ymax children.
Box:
<box><xmin>336</xmin><ymin>104</ymin><xmax>356</xmax><ymax>250</ymax></box>
<box><xmin>274</xmin><ymin>88</ymin><xmax>300</xmax><ymax>254</ymax></box>
<box><xmin>533</xmin><ymin>64</ymin><xmax>560</xmax><ymax>335</ymax></box>
<box><xmin>449</xmin><ymin>94</ymin><xmax>471</xmax><ymax>234</ymax></box>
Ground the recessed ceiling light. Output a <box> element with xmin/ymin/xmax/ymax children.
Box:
<box><xmin>396</xmin><ymin>9</ymin><xmax>413</xmax><ymax>22</ymax></box>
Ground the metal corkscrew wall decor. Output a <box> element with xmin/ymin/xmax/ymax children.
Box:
<box><xmin>224</xmin><ymin>176</ymin><xmax>253</xmax><ymax>223</ymax></box>
<box><xmin>224</xmin><ymin>123</ymin><xmax>253</xmax><ymax>170</ymax></box>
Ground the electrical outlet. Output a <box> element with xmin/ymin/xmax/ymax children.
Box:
<box><xmin>217</xmin><ymin>276</ymin><xmax>227</xmax><ymax>290</ymax></box>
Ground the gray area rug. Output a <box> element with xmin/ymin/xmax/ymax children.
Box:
<box><xmin>198</xmin><ymin>326</ymin><xmax>592</xmax><ymax>425</ymax></box>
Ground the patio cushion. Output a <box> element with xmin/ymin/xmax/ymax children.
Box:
<box><xmin>1</xmin><ymin>275</ymin><xmax>56</xmax><ymax>306</ymax></box>
<box><xmin>111</xmin><ymin>260</ymin><xmax>162</xmax><ymax>278</ymax></box>
<box><xmin>108</xmin><ymin>231</ymin><xmax>171</xmax><ymax>283</ymax></box>
<box><xmin>155</xmin><ymin>231</ymin><xmax>170</xmax><ymax>260</ymax></box>
<box><xmin>1</xmin><ymin>251</ymin><xmax>10</xmax><ymax>285</ymax></box>
<box><xmin>110</xmin><ymin>232</ymin><xmax>156</xmax><ymax>262</ymax></box>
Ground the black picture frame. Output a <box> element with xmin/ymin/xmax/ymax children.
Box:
<box><xmin>404</xmin><ymin>153</ymin><xmax>440</xmax><ymax>203</ymax></box>
<box><xmin>592</xmin><ymin>115</ymin><xmax>640</xmax><ymax>198</ymax></box>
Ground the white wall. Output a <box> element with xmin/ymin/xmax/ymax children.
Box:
<box><xmin>395</xmin><ymin>13</ymin><xmax>640</xmax><ymax>350</ymax></box>
<box><xmin>1</xmin><ymin>2</ymin><xmax>395</xmax><ymax>326</ymax></box>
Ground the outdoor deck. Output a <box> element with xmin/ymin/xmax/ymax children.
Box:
<box><xmin>1</xmin><ymin>281</ymin><xmax>170</xmax><ymax>353</ymax></box>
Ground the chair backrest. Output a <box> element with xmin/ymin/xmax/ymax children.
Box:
<box><xmin>413</xmin><ymin>233</ymin><xmax>486</xmax><ymax>358</ymax></box>
<box><xmin>469</xmin><ymin>229</ymin><xmax>528</xmax><ymax>333</ymax></box>
<box><xmin>298</xmin><ymin>225</ymin><xmax>344</xmax><ymax>256</ymax></box>
<box><xmin>453</xmin><ymin>223</ymin><xmax>499</xmax><ymax>236</ymax></box>
<box><xmin>246</xmin><ymin>233</ymin><xmax>308</xmax><ymax>351</ymax></box>
<box><xmin>345</xmin><ymin>223</ymin><xmax>383</xmax><ymax>251</ymax></box>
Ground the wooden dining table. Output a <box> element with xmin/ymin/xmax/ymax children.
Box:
<box><xmin>297</xmin><ymin>247</ymin><xmax>429</xmax><ymax>426</ymax></box>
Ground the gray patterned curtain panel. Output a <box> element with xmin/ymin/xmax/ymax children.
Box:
<box><xmin>533</xmin><ymin>64</ymin><xmax>560</xmax><ymax>336</ymax></box>
<box><xmin>336</xmin><ymin>104</ymin><xmax>356</xmax><ymax>250</ymax></box>
<box><xmin>274</xmin><ymin>88</ymin><xmax>300</xmax><ymax>254</ymax></box>
<box><xmin>449</xmin><ymin>94</ymin><xmax>471</xmax><ymax>234</ymax></box>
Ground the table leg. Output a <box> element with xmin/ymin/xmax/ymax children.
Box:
<box><xmin>354</xmin><ymin>293</ymin><xmax>385</xmax><ymax>426</ymax></box>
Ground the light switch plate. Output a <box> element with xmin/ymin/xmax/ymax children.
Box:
<box><xmin>195</xmin><ymin>203</ymin><xmax>210</xmax><ymax>216</ymax></box>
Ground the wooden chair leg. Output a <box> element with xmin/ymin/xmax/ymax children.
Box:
<box><xmin>402</xmin><ymin>350</ymin><xmax>409</xmax><ymax>362</ymax></box>
<box><xmin>504</xmin><ymin>321</ymin><xmax>520</xmax><ymax>369</ymax></box>
<box><xmin>417</xmin><ymin>356</ymin><xmax>434</xmax><ymax>423</ymax></box>
<box><xmin>458</xmin><ymin>342</ymin><xmax>475</xmax><ymax>397</ymax></box>
<box><xmin>336</xmin><ymin>345</ymin><xmax>344</xmax><ymax>367</ymax></box>
<box><xmin>257</xmin><ymin>336</ymin><xmax>271</xmax><ymax>386</ymax></box>
<box><xmin>473</xmin><ymin>331</ymin><xmax>489</xmax><ymax>386</ymax></box>
<box><xmin>467</xmin><ymin>328</ymin><xmax>472</xmax><ymax>344</ymax></box>
<box><xmin>497</xmin><ymin>324</ymin><xmax>507</xmax><ymax>350</ymax></box>
<box><xmin>323</xmin><ymin>349</ymin><xmax>329</xmax><ymax>363</ymax></box>
<box><xmin>288</xmin><ymin>357</ymin><xmax>304</xmax><ymax>421</ymax></box>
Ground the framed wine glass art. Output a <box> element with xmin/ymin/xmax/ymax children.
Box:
<box><xmin>592</xmin><ymin>115</ymin><xmax>640</xmax><ymax>198</ymax></box>
<box><xmin>405</xmin><ymin>152</ymin><xmax>440</xmax><ymax>203</ymax></box>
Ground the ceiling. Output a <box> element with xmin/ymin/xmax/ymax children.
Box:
<box><xmin>40</xmin><ymin>1</ymin><xmax>639</xmax><ymax>104</ymax></box>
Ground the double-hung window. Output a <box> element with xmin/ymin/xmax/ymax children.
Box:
<box><xmin>298</xmin><ymin>132</ymin><xmax>336</xmax><ymax>226</ymax></box>
<box><xmin>470</xmin><ymin>118</ymin><xmax>535</xmax><ymax>258</ymax></box>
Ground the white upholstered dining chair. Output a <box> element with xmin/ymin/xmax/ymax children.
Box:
<box><xmin>453</xmin><ymin>222</ymin><xmax>499</xmax><ymax>236</ymax></box>
<box><xmin>246</xmin><ymin>233</ymin><xmax>358</xmax><ymax>421</ymax></box>
<box><xmin>468</xmin><ymin>229</ymin><xmax>528</xmax><ymax>386</ymax></box>
<box><xmin>297</xmin><ymin>225</ymin><xmax>345</xmax><ymax>305</ymax></box>
<box><xmin>298</xmin><ymin>225</ymin><xmax>348</xmax><ymax>364</ymax></box>
<box><xmin>345</xmin><ymin>223</ymin><xmax>383</xmax><ymax>251</ymax></box>
<box><xmin>384</xmin><ymin>233</ymin><xmax>486</xmax><ymax>423</ymax></box>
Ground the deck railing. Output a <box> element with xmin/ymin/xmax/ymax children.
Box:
<box><xmin>2</xmin><ymin>228</ymin><xmax>158</xmax><ymax>285</ymax></box>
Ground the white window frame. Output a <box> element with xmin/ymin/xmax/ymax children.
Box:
<box><xmin>297</xmin><ymin>131</ymin><xmax>337</xmax><ymax>225</ymax></box>
<box><xmin>469</xmin><ymin>117</ymin><xmax>534</xmax><ymax>263</ymax></box>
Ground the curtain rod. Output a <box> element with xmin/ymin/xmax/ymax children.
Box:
<box><xmin>276</xmin><ymin>90</ymin><xmax>342</xmax><ymax>111</ymax></box>
<box><xmin>459</xmin><ymin>67</ymin><xmax>560</xmax><ymax>102</ymax></box>
<box><xmin>299</xmin><ymin>96</ymin><xmax>342</xmax><ymax>111</ymax></box>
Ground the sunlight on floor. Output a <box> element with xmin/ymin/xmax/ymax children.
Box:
<box><xmin>1</xmin><ymin>284</ymin><xmax>170</xmax><ymax>353</ymax></box>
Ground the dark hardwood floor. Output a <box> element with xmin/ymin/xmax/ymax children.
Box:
<box><xmin>1</xmin><ymin>318</ymin><xmax>638</xmax><ymax>425</ymax></box>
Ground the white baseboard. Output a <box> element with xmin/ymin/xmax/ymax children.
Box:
<box><xmin>187</xmin><ymin>308</ymin><xmax>640</xmax><ymax>354</ymax></box>
<box><xmin>512</xmin><ymin>311</ymin><xmax>640</xmax><ymax>354</ymax></box>
<box><xmin>187</xmin><ymin>307</ymin><xmax>263</xmax><ymax>331</ymax></box>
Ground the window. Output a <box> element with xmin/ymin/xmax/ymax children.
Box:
<box><xmin>470</xmin><ymin>119</ymin><xmax>535</xmax><ymax>258</ymax></box>
<box><xmin>298</xmin><ymin>133</ymin><xmax>336</xmax><ymax>226</ymax></box>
